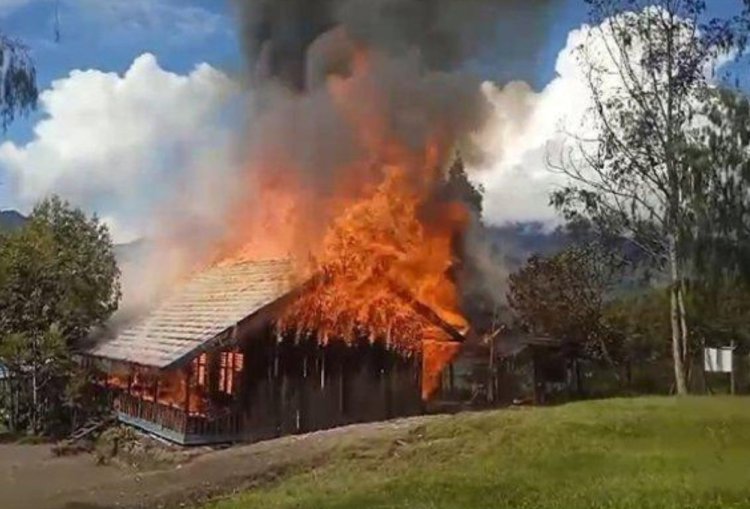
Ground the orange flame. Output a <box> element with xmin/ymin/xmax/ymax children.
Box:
<box><xmin>217</xmin><ymin>48</ymin><xmax>468</xmax><ymax>399</ymax></box>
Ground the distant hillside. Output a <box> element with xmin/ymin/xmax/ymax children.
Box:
<box><xmin>114</xmin><ymin>238</ymin><xmax>150</xmax><ymax>265</ymax></box>
<box><xmin>0</xmin><ymin>210</ymin><xmax>146</xmax><ymax>266</ymax></box>
<box><xmin>485</xmin><ymin>221</ymin><xmax>570</xmax><ymax>271</ymax></box>
<box><xmin>0</xmin><ymin>210</ymin><xmax>27</xmax><ymax>232</ymax></box>
<box><xmin>0</xmin><ymin>213</ymin><xmax>568</xmax><ymax>273</ymax></box>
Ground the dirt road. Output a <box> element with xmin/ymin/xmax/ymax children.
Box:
<box><xmin>0</xmin><ymin>415</ymin><xmax>440</xmax><ymax>509</ymax></box>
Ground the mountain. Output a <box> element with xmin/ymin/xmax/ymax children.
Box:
<box><xmin>0</xmin><ymin>211</ymin><xmax>147</xmax><ymax>266</ymax></box>
<box><xmin>113</xmin><ymin>238</ymin><xmax>150</xmax><ymax>265</ymax></box>
<box><xmin>0</xmin><ymin>211</ymin><xmax>568</xmax><ymax>274</ymax></box>
<box><xmin>0</xmin><ymin>210</ymin><xmax>27</xmax><ymax>232</ymax></box>
<box><xmin>484</xmin><ymin>222</ymin><xmax>570</xmax><ymax>271</ymax></box>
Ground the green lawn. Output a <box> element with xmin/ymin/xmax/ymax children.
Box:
<box><xmin>207</xmin><ymin>398</ymin><xmax>750</xmax><ymax>509</ymax></box>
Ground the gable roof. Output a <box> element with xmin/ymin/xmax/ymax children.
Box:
<box><xmin>88</xmin><ymin>258</ymin><xmax>467</xmax><ymax>371</ymax></box>
<box><xmin>88</xmin><ymin>259</ymin><xmax>294</xmax><ymax>369</ymax></box>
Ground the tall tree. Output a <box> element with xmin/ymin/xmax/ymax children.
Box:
<box><xmin>0</xmin><ymin>197</ymin><xmax>120</xmax><ymax>433</ymax></box>
<box><xmin>685</xmin><ymin>89</ymin><xmax>750</xmax><ymax>286</ymax></box>
<box><xmin>550</xmin><ymin>1</ymin><xmax>749</xmax><ymax>394</ymax></box>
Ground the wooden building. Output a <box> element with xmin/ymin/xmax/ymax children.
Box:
<box><xmin>86</xmin><ymin>259</ymin><xmax>464</xmax><ymax>445</ymax></box>
<box><xmin>431</xmin><ymin>332</ymin><xmax>567</xmax><ymax>408</ymax></box>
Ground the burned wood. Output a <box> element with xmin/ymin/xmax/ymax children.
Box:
<box><xmin>67</xmin><ymin>414</ymin><xmax>116</xmax><ymax>443</ymax></box>
<box><xmin>384</xmin><ymin>278</ymin><xmax>466</xmax><ymax>344</ymax></box>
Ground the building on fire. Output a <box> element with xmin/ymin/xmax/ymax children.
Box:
<box><xmin>84</xmin><ymin>259</ymin><xmax>466</xmax><ymax>445</ymax></box>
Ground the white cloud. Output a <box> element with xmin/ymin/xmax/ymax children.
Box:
<box><xmin>474</xmin><ymin>24</ymin><xmax>594</xmax><ymax>226</ymax></box>
<box><xmin>0</xmin><ymin>52</ymin><xmax>238</xmax><ymax>242</ymax></box>
<box><xmin>73</xmin><ymin>0</ymin><xmax>227</xmax><ymax>43</ymax></box>
<box><xmin>474</xmin><ymin>6</ymin><xmax>728</xmax><ymax>227</ymax></box>
<box><xmin>100</xmin><ymin>214</ymin><xmax>141</xmax><ymax>245</ymax></box>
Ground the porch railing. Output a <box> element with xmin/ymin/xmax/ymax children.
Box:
<box><xmin>116</xmin><ymin>393</ymin><xmax>243</xmax><ymax>441</ymax></box>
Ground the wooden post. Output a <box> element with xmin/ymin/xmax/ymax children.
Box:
<box><xmin>299</xmin><ymin>351</ymin><xmax>308</xmax><ymax>433</ymax></box>
<box><xmin>184</xmin><ymin>365</ymin><xmax>192</xmax><ymax>414</ymax></box>
<box><xmin>488</xmin><ymin>335</ymin><xmax>495</xmax><ymax>404</ymax></box>
<box><xmin>320</xmin><ymin>348</ymin><xmax>326</xmax><ymax>390</ymax></box>
<box><xmin>385</xmin><ymin>354</ymin><xmax>394</xmax><ymax>419</ymax></box>
<box><xmin>338</xmin><ymin>362</ymin><xmax>346</xmax><ymax>417</ymax></box>
<box><xmin>338</xmin><ymin>346</ymin><xmax>347</xmax><ymax>422</ymax></box>
<box><xmin>532</xmin><ymin>348</ymin><xmax>542</xmax><ymax>405</ymax></box>
<box><xmin>417</xmin><ymin>350</ymin><xmax>425</xmax><ymax>413</ymax></box>
<box><xmin>730</xmin><ymin>341</ymin><xmax>737</xmax><ymax>396</ymax></box>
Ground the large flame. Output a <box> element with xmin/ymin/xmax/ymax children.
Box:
<box><xmin>217</xmin><ymin>48</ymin><xmax>468</xmax><ymax>399</ymax></box>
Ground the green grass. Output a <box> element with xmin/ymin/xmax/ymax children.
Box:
<box><xmin>207</xmin><ymin>398</ymin><xmax>750</xmax><ymax>509</ymax></box>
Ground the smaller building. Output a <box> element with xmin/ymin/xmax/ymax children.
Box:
<box><xmin>431</xmin><ymin>332</ymin><xmax>567</xmax><ymax>407</ymax></box>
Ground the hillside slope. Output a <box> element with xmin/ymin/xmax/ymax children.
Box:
<box><xmin>0</xmin><ymin>210</ymin><xmax>26</xmax><ymax>231</ymax></box>
<box><xmin>208</xmin><ymin>397</ymin><xmax>750</xmax><ymax>509</ymax></box>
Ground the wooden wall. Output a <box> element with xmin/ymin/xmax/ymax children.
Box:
<box><xmin>105</xmin><ymin>327</ymin><xmax>426</xmax><ymax>445</ymax></box>
<box><xmin>235</xmin><ymin>330</ymin><xmax>423</xmax><ymax>442</ymax></box>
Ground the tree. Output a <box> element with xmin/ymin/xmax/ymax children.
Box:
<box><xmin>603</xmin><ymin>289</ymin><xmax>671</xmax><ymax>390</ymax></box>
<box><xmin>685</xmin><ymin>89</ymin><xmax>750</xmax><ymax>287</ymax></box>
<box><xmin>439</xmin><ymin>153</ymin><xmax>493</xmax><ymax>317</ymax></box>
<box><xmin>0</xmin><ymin>197</ymin><xmax>121</xmax><ymax>434</ymax></box>
<box><xmin>441</xmin><ymin>153</ymin><xmax>484</xmax><ymax>217</ymax></box>
<box><xmin>507</xmin><ymin>245</ymin><xmax>624</xmax><ymax>380</ymax></box>
<box><xmin>550</xmin><ymin>1</ymin><xmax>749</xmax><ymax>394</ymax></box>
<box><xmin>0</xmin><ymin>35</ymin><xmax>38</xmax><ymax>131</ymax></box>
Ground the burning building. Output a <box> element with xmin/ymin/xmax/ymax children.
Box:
<box><xmin>85</xmin><ymin>0</ymin><xmax>555</xmax><ymax>444</ymax></box>
<box><xmin>86</xmin><ymin>259</ymin><xmax>464</xmax><ymax>445</ymax></box>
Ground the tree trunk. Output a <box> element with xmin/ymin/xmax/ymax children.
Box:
<box><xmin>677</xmin><ymin>281</ymin><xmax>691</xmax><ymax>386</ymax></box>
<box><xmin>575</xmin><ymin>359</ymin><xmax>584</xmax><ymax>397</ymax></box>
<box><xmin>31</xmin><ymin>334</ymin><xmax>40</xmax><ymax>434</ymax></box>
<box><xmin>669</xmin><ymin>237</ymin><xmax>688</xmax><ymax>395</ymax></box>
<box><xmin>487</xmin><ymin>335</ymin><xmax>495</xmax><ymax>404</ymax></box>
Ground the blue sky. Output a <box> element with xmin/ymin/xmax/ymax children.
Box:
<box><xmin>0</xmin><ymin>0</ymin><xmax>747</xmax><ymax>236</ymax></box>
<box><xmin>0</xmin><ymin>0</ymin><xmax>598</xmax><ymax>146</ymax></box>
<box><xmin>2</xmin><ymin>0</ymin><xmax>239</xmax><ymax>144</ymax></box>
<box><xmin>2</xmin><ymin>0</ymin><xmax>743</xmax><ymax>144</ymax></box>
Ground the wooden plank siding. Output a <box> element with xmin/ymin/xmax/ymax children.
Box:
<box><xmin>113</xmin><ymin>336</ymin><xmax>423</xmax><ymax>445</ymax></box>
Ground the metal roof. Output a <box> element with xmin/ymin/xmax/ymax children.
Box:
<box><xmin>0</xmin><ymin>361</ymin><xmax>8</xmax><ymax>380</ymax></box>
<box><xmin>88</xmin><ymin>259</ymin><xmax>293</xmax><ymax>369</ymax></box>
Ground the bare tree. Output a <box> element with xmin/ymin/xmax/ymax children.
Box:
<box><xmin>549</xmin><ymin>1</ymin><xmax>748</xmax><ymax>394</ymax></box>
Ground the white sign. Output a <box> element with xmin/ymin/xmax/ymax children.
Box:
<box><xmin>704</xmin><ymin>347</ymin><xmax>733</xmax><ymax>373</ymax></box>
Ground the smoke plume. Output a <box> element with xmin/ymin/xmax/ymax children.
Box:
<box><xmin>228</xmin><ymin>0</ymin><xmax>556</xmax><ymax>198</ymax></box>
<box><xmin>222</xmin><ymin>0</ymin><xmax>557</xmax><ymax>322</ymax></box>
<box><xmin>234</xmin><ymin>0</ymin><xmax>555</xmax><ymax>89</ymax></box>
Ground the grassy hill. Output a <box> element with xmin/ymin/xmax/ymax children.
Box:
<box><xmin>207</xmin><ymin>398</ymin><xmax>750</xmax><ymax>509</ymax></box>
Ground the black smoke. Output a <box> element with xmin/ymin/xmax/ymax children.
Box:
<box><xmin>228</xmin><ymin>1</ymin><xmax>559</xmax><ymax>311</ymax></box>
<box><xmin>233</xmin><ymin>0</ymin><xmax>557</xmax><ymax>91</ymax></box>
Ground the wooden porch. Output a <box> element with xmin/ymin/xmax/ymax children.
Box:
<box><xmin>116</xmin><ymin>393</ymin><xmax>245</xmax><ymax>445</ymax></box>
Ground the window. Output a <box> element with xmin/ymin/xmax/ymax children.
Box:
<box><xmin>194</xmin><ymin>354</ymin><xmax>207</xmax><ymax>388</ymax></box>
<box><xmin>219</xmin><ymin>350</ymin><xmax>244</xmax><ymax>395</ymax></box>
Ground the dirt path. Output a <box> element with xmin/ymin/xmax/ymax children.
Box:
<box><xmin>0</xmin><ymin>415</ymin><xmax>442</xmax><ymax>509</ymax></box>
